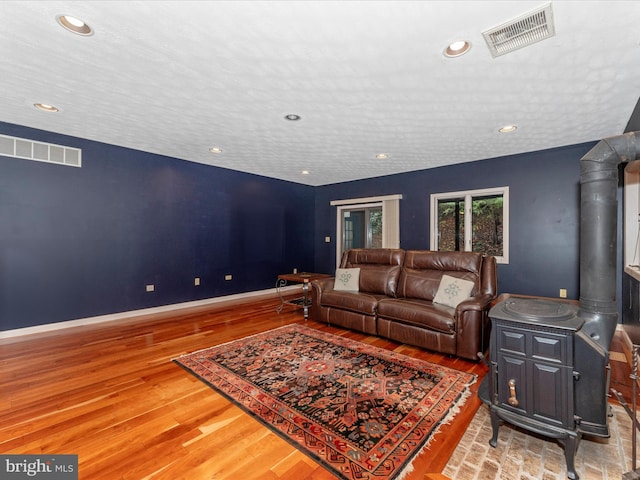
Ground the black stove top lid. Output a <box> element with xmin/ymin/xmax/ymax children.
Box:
<box><xmin>490</xmin><ymin>297</ymin><xmax>583</xmax><ymax>330</ymax></box>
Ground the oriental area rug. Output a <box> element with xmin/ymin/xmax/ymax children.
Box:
<box><xmin>173</xmin><ymin>324</ymin><xmax>476</xmax><ymax>480</ymax></box>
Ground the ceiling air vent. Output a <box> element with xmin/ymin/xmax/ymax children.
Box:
<box><xmin>0</xmin><ymin>134</ymin><xmax>81</xmax><ymax>167</ymax></box>
<box><xmin>483</xmin><ymin>3</ymin><xmax>555</xmax><ymax>58</ymax></box>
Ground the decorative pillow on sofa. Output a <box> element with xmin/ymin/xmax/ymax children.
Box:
<box><xmin>334</xmin><ymin>268</ymin><xmax>360</xmax><ymax>292</ymax></box>
<box><xmin>433</xmin><ymin>274</ymin><xmax>475</xmax><ymax>308</ymax></box>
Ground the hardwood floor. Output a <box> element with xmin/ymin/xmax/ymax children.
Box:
<box><xmin>0</xmin><ymin>295</ymin><xmax>630</xmax><ymax>480</ymax></box>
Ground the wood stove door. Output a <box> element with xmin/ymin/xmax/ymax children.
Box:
<box><xmin>530</xmin><ymin>360</ymin><xmax>574</xmax><ymax>428</ymax></box>
<box><xmin>495</xmin><ymin>321</ymin><xmax>575</xmax><ymax>429</ymax></box>
<box><xmin>497</xmin><ymin>354</ymin><xmax>528</xmax><ymax>414</ymax></box>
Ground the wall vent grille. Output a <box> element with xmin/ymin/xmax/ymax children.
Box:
<box><xmin>483</xmin><ymin>3</ymin><xmax>555</xmax><ymax>58</ymax></box>
<box><xmin>0</xmin><ymin>134</ymin><xmax>82</xmax><ymax>167</ymax></box>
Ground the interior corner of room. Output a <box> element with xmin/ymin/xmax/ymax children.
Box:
<box><xmin>2</xmin><ymin>2</ymin><xmax>640</xmax><ymax>479</ymax></box>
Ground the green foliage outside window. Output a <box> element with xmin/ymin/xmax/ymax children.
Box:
<box><xmin>438</xmin><ymin>195</ymin><xmax>503</xmax><ymax>257</ymax></box>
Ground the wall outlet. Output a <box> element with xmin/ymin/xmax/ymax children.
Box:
<box><xmin>146</xmin><ymin>284</ymin><xmax>155</xmax><ymax>292</ymax></box>
<box><xmin>194</xmin><ymin>277</ymin><xmax>200</xmax><ymax>286</ymax></box>
<box><xmin>225</xmin><ymin>274</ymin><xmax>232</xmax><ymax>281</ymax></box>
<box><xmin>325</xmin><ymin>236</ymin><xmax>331</xmax><ymax>243</ymax></box>
<box><xmin>559</xmin><ymin>288</ymin><xmax>567</xmax><ymax>298</ymax></box>
<box><xmin>293</xmin><ymin>268</ymin><xmax>297</xmax><ymax>274</ymax></box>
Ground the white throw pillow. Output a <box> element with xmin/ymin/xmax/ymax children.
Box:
<box><xmin>433</xmin><ymin>274</ymin><xmax>475</xmax><ymax>308</ymax></box>
<box><xmin>334</xmin><ymin>268</ymin><xmax>360</xmax><ymax>292</ymax></box>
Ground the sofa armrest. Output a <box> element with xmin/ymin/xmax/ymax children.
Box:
<box><xmin>455</xmin><ymin>293</ymin><xmax>494</xmax><ymax>313</ymax></box>
<box><xmin>454</xmin><ymin>294</ymin><xmax>494</xmax><ymax>360</ymax></box>
<box><xmin>311</xmin><ymin>277</ymin><xmax>335</xmax><ymax>297</ymax></box>
<box><xmin>309</xmin><ymin>277</ymin><xmax>334</xmax><ymax>322</ymax></box>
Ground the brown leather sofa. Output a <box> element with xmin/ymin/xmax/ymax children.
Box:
<box><xmin>309</xmin><ymin>248</ymin><xmax>498</xmax><ymax>360</ymax></box>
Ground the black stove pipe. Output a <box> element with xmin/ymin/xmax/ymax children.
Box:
<box><xmin>579</xmin><ymin>131</ymin><xmax>640</xmax><ymax>349</ymax></box>
<box><xmin>574</xmin><ymin>131</ymin><xmax>640</xmax><ymax>436</ymax></box>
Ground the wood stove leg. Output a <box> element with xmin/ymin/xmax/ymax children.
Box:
<box><xmin>560</xmin><ymin>433</ymin><xmax>581</xmax><ymax>480</ymax></box>
<box><xmin>488</xmin><ymin>408</ymin><xmax>500</xmax><ymax>448</ymax></box>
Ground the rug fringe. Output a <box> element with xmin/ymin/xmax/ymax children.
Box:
<box><xmin>394</xmin><ymin>384</ymin><xmax>476</xmax><ymax>480</ymax></box>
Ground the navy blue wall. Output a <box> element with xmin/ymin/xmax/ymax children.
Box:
<box><xmin>0</xmin><ymin>118</ymin><xmax>609</xmax><ymax>331</ymax></box>
<box><xmin>0</xmin><ymin>122</ymin><xmax>315</xmax><ymax>330</ymax></box>
<box><xmin>314</xmin><ymin>143</ymin><xmax>596</xmax><ymax>299</ymax></box>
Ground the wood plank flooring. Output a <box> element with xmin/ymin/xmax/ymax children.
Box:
<box><xmin>0</xmin><ymin>295</ymin><xmax>631</xmax><ymax>480</ymax></box>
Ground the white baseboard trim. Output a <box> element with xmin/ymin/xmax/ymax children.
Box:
<box><xmin>0</xmin><ymin>285</ymin><xmax>299</xmax><ymax>340</ymax></box>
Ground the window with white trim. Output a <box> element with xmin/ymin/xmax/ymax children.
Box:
<box><xmin>430</xmin><ymin>186</ymin><xmax>509</xmax><ymax>264</ymax></box>
<box><xmin>331</xmin><ymin>194</ymin><xmax>402</xmax><ymax>267</ymax></box>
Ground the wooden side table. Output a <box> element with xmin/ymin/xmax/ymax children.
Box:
<box><xmin>276</xmin><ymin>272</ymin><xmax>331</xmax><ymax>319</ymax></box>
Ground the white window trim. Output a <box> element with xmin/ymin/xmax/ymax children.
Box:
<box><xmin>331</xmin><ymin>194</ymin><xmax>402</xmax><ymax>267</ymax></box>
<box><xmin>430</xmin><ymin>186</ymin><xmax>509</xmax><ymax>264</ymax></box>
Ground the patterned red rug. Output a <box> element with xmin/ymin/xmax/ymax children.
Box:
<box><xmin>173</xmin><ymin>324</ymin><xmax>475</xmax><ymax>480</ymax></box>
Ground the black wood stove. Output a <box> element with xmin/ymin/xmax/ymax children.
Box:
<box><xmin>479</xmin><ymin>131</ymin><xmax>640</xmax><ymax>480</ymax></box>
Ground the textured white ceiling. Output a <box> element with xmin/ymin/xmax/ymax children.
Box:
<box><xmin>1</xmin><ymin>1</ymin><xmax>639</xmax><ymax>186</ymax></box>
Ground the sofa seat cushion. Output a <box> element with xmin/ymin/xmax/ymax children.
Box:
<box><xmin>320</xmin><ymin>290</ymin><xmax>384</xmax><ymax>315</ymax></box>
<box><xmin>377</xmin><ymin>298</ymin><xmax>455</xmax><ymax>334</ymax></box>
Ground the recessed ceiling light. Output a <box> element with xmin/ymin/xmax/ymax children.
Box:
<box><xmin>209</xmin><ymin>147</ymin><xmax>223</xmax><ymax>154</ymax></box>
<box><xmin>34</xmin><ymin>103</ymin><xmax>59</xmax><ymax>113</ymax></box>
<box><xmin>301</xmin><ymin>170</ymin><xmax>310</xmax><ymax>175</ymax></box>
<box><xmin>376</xmin><ymin>153</ymin><xmax>389</xmax><ymax>160</ymax></box>
<box><xmin>498</xmin><ymin>125</ymin><xmax>518</xmax><ymax>133</ymax></box>
<box><xmin>56</xmin><ymin>14</ymin><xmax>93</xmax><ymax>36</ymax></box>
<box><xmin>444</xmin><ymin>40</ymin><xmax>471</xmax><ymax>58</ymax></box>
<box><xmin>285</xmin><ymin>114</ymin><xmax>301</xmax><ymax>121</ymax></box>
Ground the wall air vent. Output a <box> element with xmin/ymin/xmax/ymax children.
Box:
<box><xmin>483</xmin><ymin>3</ymin><xmax>555</xmax><ymax>58</ymax></box>
<box><xmin>0</xmin><ymin>134</ymin><xmax>81</xmax><ymax>167</ymax></box>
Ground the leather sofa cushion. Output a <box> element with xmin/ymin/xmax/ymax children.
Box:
<box><xmin>341</xmin><ymin>248</ymin><xmax>405</xmax><ymax>297</ymax></box>
<box><xmin>320</xmin><ymin>290</ymin><xmax>383</xmax><ymax>315</ymax></box>
<box><xmin>357</xmin><ymin>264</ymin><xmax>402</xmax><ymax>296</ymax></box>
<box><xmin>341</xmin><ymin>248</ymin><xmax>405</xmax><ymax>267</ymax></box>
<box><xmin>397</xmin><ymin>250</ymin><xmax>482</xmax><ymax>301</ymax></box>
<box><xmin>377</xmin><ymin>298</ymin><xmax>456</xmax><ymax>334</ymax></box>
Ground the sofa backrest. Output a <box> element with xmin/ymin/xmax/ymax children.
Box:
<box><xmin>340</xmin><ymin>248</ymin><xmax>405</xmax><ymax>297</ymax></box>
<box><xmin>397</xmin><ymin>250</ymin><xmax>493</xmax><ymax>301</ymax></box>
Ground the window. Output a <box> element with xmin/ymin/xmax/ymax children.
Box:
<box><xmin>331</xmin><ymin>194</ymin><xmax>402</xmax><ymax>266</ymax></box>
<box><xmin>430</xmin><ymin>187</ymin><xmax>509</xmax><ymax>264</ymax></box>
<box><xmin>342</xmin><ymin>206</ymin><xmax>382</xmax><ymax>251</ymax></box>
